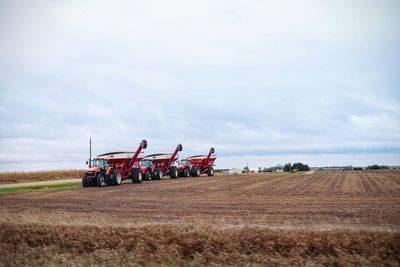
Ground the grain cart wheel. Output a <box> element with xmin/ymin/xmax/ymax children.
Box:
<box><xmin>96</xmin><ymin>173</ymin><xmax>106</xmax><ymax>187</ymax></box>
<box><xmin>145</xmin><ymin>171</ymin><xmax>152</xmax><ymax>181</ymax></box>
<box><xmin>131</xmin><ymin>168</ymin><xmax>142</xmax><ymax>184</ymax></box>
<box><xmin>183</xmin><ymin>168</ymin><xmax>190</xmax><ymax>177</ymax></box>
<box><xmin>207</xmin><ymin>167</ymin><xmax>215</xmax><ymax>177</ymax></box>
<box><xmin>170</xmin><ymin>167</ymin><xmax>178</xmax><ymax>179</ymax></box>
<box><xmin>82</xmin><ymin>174</ymin><xmax>91</xmax><ymax>187</ymax></box>
<box><xmin>112</xmin><ymin>169</ymin><xmax>122</xmax><ymax>185</ymax></box>
<box><xmin>192</xmin><ymin>166</ymin><xmax>200</xmax><ymax>177</ymax></box>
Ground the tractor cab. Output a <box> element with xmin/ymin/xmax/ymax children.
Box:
<box><xmin>91</xmin><ymin>159</ymin><xmax>109</xmax><ymax>170</ymax></box>
<box><xmin>175</xmin><ymin>159</ymin><xmax>190</xmax><ymax>168</ymax></box>
<box><xmin>140</xmin><ymin>159</ymin><xmax>153</xmax><ymax>168</ymax></box>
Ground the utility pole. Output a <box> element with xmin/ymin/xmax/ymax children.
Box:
<box><xmin>89</xmin><ymin>137</ymin><xmax>92</xmax><ymax>168</ymax></box>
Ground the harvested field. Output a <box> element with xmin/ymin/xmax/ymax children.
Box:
<box><xmin>0</xmin><ymin>169</ymin><xmax>84</xmax><ymax>184</ymax></box>
<box><xmin>1</xmin><ymin>170</ymin><xmax>399</xmax><ymax>266</ymax></box>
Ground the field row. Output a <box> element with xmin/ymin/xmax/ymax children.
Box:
<box><xmin>1</xmin><ymin>170</ymin><xmax>399</xmax><ymax>230</ymax></box>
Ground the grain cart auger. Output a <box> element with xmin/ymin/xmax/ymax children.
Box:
<box><xmin>186</xmin><ymin>147</ymin><xmax>216</xmax><ymax>177</ymax></box>
<box><xmin>142</xmin><ymin>144</ymin><xmax>182</xmax><ymax>180</ymax></box>
<box><xmin>82</xmin><ymin>139</ymin><xmax>147</xmax><ymax>187</ymax></box>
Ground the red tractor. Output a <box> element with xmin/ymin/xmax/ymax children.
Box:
<box><xmin>186</xmin><ymin>147</ymin><xmax>216</xmax><ymax>177</ymax></box>
<box><xmin>82</xmin><ymin>139</ymin><xmax>147</xmax><ymax>187</ymax></box>
<box><xmin>175</xmin><ymin>159</ymin><xmax>192</xmax><ymax>177</ymax></box>
<box><xmin>142</xmin><ymin>144</ymin><xmax>182</xmax><ymax>180</ymax></box>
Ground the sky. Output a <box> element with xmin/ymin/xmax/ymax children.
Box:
<box><xmin>0</xmin><ymin>0</ymin><xmax>399</xmax><ymax>171</ymax></box>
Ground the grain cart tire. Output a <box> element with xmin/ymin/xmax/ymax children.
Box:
<box><xmin>132</xmin><ymin>168</ymin><xmax>142</xmax><ymax>184</ymax></box>
<box><xmin>145</xmin><ymin>171</ymin><xmax>152</xmax><ymax>181</ymax></box>
<box><xmin>82</xmin><ymin>174</ymin><xmax>92</xmax><ymax>187</ymax></box>
<box><xmin>191</xmin><ymin>166</ymin><xmax>200</xmax><ymax>177</ymax></box>
<box><xmin>183</xmin><ymin>168</ymin><xmax>190</xmax><ymax>177</ymax></box>
<box><xmin>96</xmin><ymin>173</ymin><xmax>106</xmax><ymax>187</ymax></box>
<box><xmin>112</xmin><ymin>169</ymin><xmax>122</xmax><ymax>185</ymax></box>
<box><xmin>207</xmin><ymin>167</ymin><xmax>215</xmax><ymax>177</ymax></box>
<box><xmin>170</xmin><ymin>167</ymin><xmax>178</xmax><ymax>179</ymax></box>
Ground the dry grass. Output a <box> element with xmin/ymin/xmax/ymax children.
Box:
<box><xmin>1</xmin><ymin>222</ymin><xmax>399</xmax><ymax>266</ymax></box>
<box><xmin>0</xmin><ymin>170</ymin><xmax>84</xmax><ymax>184</ymax></box>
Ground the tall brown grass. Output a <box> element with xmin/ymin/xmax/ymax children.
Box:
<box><xmin>0</xmin><ymin>170</ymin><xmax>84</xmax><ymax>184</ymax></box>
<box><xmin>0</xmin><ymin>223</ymin><xmax>399</xmax><ymax>266</ymax></box>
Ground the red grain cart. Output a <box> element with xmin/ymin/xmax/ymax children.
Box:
<box><xmin>142</xmin><ymin>144</ymin><xmax>182</xmax><ymax>180</ymax></box>
<box><xmin>82</xmin><ymin>139</ymin><xmax>147</xmax><ymax>187</ymax></box>
<box><xmin>186</xmin><ymin>147</ymin><xmax>216</xmax><ymax>177</ymax></box>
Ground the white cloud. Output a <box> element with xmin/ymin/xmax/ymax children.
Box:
<box><xmin>0</xmin><ymin>0</ymin><xmax>399</xmax><ymax>171</ymax></box>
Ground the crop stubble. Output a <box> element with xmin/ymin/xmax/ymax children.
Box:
<box><xmin>0</xmin><ymin>170</ymin><xmax>399</xmax><ymax>266</ymax></box>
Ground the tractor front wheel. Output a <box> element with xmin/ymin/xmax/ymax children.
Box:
<box><xmin>170</xmin><ymin>167</ymin><xmax>178</xmax><ymax>179</ymax></box>
<box><xmin>207</xmin><ymin>167</ymin><xmax>214</xmax><ymax>176</ymax></box>
<box><xmin>183</xmin><ymin>168</ymin><xmax>190</xmax><ymax>177</ymax></box>
<box><xmin>82</xmin><ymin>175</ymin><xmax>92</xmax><ymax>187</ymax></box>
<box><xmin>145</xmin><ymin>171</ymin><xmax>152</xmax><ymax>181</ymax></box>
<box><xmin>154</xmin><ymin>169</ymin><xmax>163</xmax><ymax>180</ymax></box>
<box><xmin>96</xmin><ymin>173</ymin><xmax>106</xmax><ymax>187</ymax></box>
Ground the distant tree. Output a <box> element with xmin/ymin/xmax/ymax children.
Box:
<box><xmin>243</xmin><ymin>166</ymin><xmax>249</xmax><ymax>173</ymax></box>
<box><xmin>367</xmin><ymin>164</ymin><xmax>380</xmax><ymax>170</ymax></box>
<box><xmin>291</xmin><ymin>162</ymin><xmax>310</xmax><ymax>172</ymax></box>
<box><xmin>353</xmin><ymin>167</ymin><xmax>363</xmax><ymax>170</ymax></box>
<box><xmin>366</xmin><ymin>165</ymin><xmax>389</xmax><ymax>170</ymax></box>
<box><xmin>283</xmin><ymin>163</ymin><xmax>291</xmax><ymax>172</ymax></box>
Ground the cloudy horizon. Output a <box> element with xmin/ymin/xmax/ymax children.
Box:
<box><xmin>1</xmin><ymin>0</ymin><xmax>399</xmax><ymax>171</ymax></box>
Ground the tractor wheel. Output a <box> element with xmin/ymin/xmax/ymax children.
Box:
<box><xmin>155</xmin><ymin>169</ymin><xmax>163</xmax><ymax>180</ymax></box>
<box><xmin>131</xmin><ymin>168</ymin><xmax>142</xmax><ymax>184</ymax></box>
<box><xmin>183</xmin><ymin>168</ymin><xmax>190</xmax><ymax>177</ymax></box>
<box><xmin>96</xmin><ymin>173</ymin><xmax>106</xmax><ymax>187</ymax></box>
<box><xmin>145</xmin><ymin>171</ymin><xmax>152</xmax><ymax>181</ymax></box>
<box><xmin>207</xmin><ymin>167</ymin><xmax>214</xmax><ymax>177</ymax></box>
<box><xmin>82</xmin><ymin>175</ymin><xmax>91</xmax><ymax>187</ymax></box>
<box><xmin>112</xmin><ymin>169</ymin><xmax>122</xmax><ymax>185</ymax></box>
<box><xmin>170</xmin><ymin>167</ymin><xmax>178</xmax><ymax>179</ymax></box>
<box><xmin>192</xmin><ymin>166</ymin><xmax>200</xmax><ymax>177</ymax></box>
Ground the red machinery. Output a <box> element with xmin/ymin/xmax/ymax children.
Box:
<box><xmin>82</xmin><ymin>139</ymin><xmax>147</xmax><ymax>187</ymax></box>
<box><xmin>142</xmin><ymin>144</ymin><xmax>182</xmax><ymax>180</ymax></box>
<box><xmin>186</xmin><ymin>147</ymin><xmax>216</xmax><ymax>177</ymax></box>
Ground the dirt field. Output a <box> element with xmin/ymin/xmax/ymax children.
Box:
<box><xmin>1</xmin><ymin>170</ymin><xmax>400</xmax><ymax>266</ymax></box>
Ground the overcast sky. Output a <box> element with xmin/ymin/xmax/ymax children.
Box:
<box><xmin>0</xmin><ymin>0</ymin><xmax>399</xmax><ymax>171</ymax></box>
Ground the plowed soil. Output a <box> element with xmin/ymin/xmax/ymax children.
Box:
<box><xmin>1</xmin><ymin>170</ymin><xmax>400</xmax><ymax>229</ymax></box>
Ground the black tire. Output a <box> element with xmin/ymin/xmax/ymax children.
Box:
<box><xmin>96</xmin><ymin>173</ymin><xmax>106</xmax><ymax>187</ymax></box>
<box><xmin>152</xmin><ymin>170</ymin><xmax>158</xmax><ymax>180</ymax></box>
<box><xmin>112</xmin><ymin>169</ymin><xmax>122</xmax><ymax>185</ymax></box>
<box><xmin>191</xmin><ymin>166</ymin><xmax>200</xmax><ymax>177</ymax></box>
<box><xmin>207</xmin><ymin>167</ymin><xmax>214</xmax><ymax>177</ymax></box>
<box><xmin>131</xmin><ymin>168</ymin><xmax>142</xmax><ymax>184</ymax></box>
<box><xmin>154</xmin><ymin>169</ymin><xmax>163</xmax><ymax>180</ymax></box>
<box><xmin>82</xmin><ymin>174</ymin><xmax>92</xmax><ymax>187</ymax></box>
<box><xmin>170</xmin><ymin>167</ymin><xmax>178</xmax><ymax>179</ymax></box>
<box><xmin>145</xmin><ymin>171</ymin><xmax>152</xmax><ymax>181</ymax></box>
<box><xmin>183</xmin><ymin>168</ymin><xmax>190</xmax><ymax>177</ymax></box>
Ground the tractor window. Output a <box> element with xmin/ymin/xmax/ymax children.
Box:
<box><xmin>141</xmin><ymin>160</ymin><xmax>152</xmax><ymax>167</ymax></box>
<box><xmin>91</xmin><ymin>159</ymin><xmax>109</xmax><ymax>169</ymax></box>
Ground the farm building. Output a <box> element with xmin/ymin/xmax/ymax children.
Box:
<box><xmin>228</xmin><ymin>168</ymin><xmax>243</xmax><ymax>174</ymax></box>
